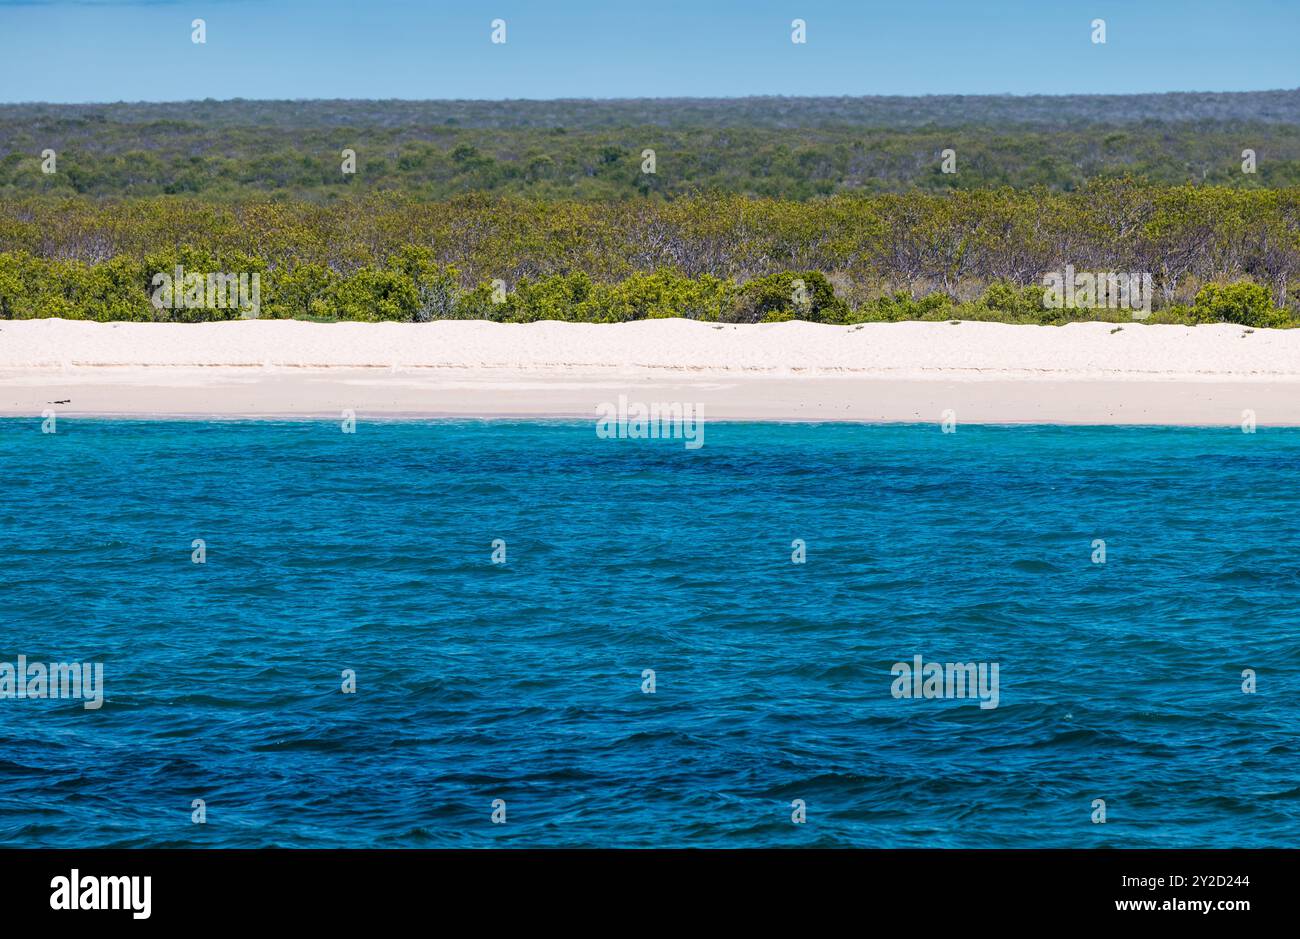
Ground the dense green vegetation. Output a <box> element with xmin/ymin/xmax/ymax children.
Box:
<box><xmin>1</xmin><ymin>248</ymin><xmax>1288</xmax><ymax>327</ymax></box>
<box><xmin>2</xmin><ymin>94</ymin><xmax>1298</xmax><ymax>326</ymax></box>
<box><xmin>1</xmin><ymin>183</ymin><xmax>1297</xmax><ymax>326</ymax></box>
<box><xmin>3</xmin><ymin>94</ymin><xmax>1299</xmax><ymax>199</ymax></box>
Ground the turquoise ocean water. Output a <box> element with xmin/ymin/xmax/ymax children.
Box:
<box><xmin>1</xmin><ymin>419</ymin><xmax>1297</xmax><ymax>847</ymax></box>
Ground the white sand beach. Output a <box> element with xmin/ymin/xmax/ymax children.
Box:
<box><xmin>2</xmin><ymin>318</ymin><xmax>1299</xmax><ymax>424</ymax></box>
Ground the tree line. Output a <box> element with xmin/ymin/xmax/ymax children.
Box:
<box><xmin>6</xmin><ymin>92</ymin><xmax>1297</xmax><ymax>130</ymax></box>
<box><xmin>1</xmin><ymin>183</ymin><xmax>1297</xmax><ymax>326</ymax></box>
<box><xmin>2</xmin><ymin>115</ymin><xmax>1298</xmax><ymax>199</ymax></box>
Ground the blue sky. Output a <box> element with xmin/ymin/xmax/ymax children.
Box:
<box><xmin>0</xmin><ymin>0</ymin><xmax>1296</xmax><ymax>103</ymax></box>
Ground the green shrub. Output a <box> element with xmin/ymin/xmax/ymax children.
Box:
<box><xmin>0</xmin><ymin>252</ymin><xmax>24</xmax><ymax>318</ymax></box>
<box><xmin>597</xmin><ymin>270</ymin><xmax>732</xmax><ymax>323</ymax></box>
<box><xmin>385</xmin><ymin>246</ymin><xmax>459</xmax><ymax>322</ymax></box>
<box><xmin>138</xmin><ymin>248</ymin><xmax>268</xmax><ymax>321</ymax></box>
<box><xmin>1143</xmin><ymin>305</ymin><xmax>1201</xmax><ymax>325</ymax></box>
<box><xmin>727</xmin><ymin>271</ymin><xmax>849</xmax><ymax>324</ymax></box>
<box><xmin>264</xmin><ymin>263</ymin><xmax>337</xmax><ymax>319</ymax></box>
<box><xmin>82</xmin><ymin>256</ymin><xmax>153</xmax><ymax>321</ymax></box>
<box><xmin>452</xmin><ymin>281</ymin><xmax>511</xmax><ymax>321</ymax></box>
<box><xmin>326</xmin><ymin>267</ymin><xmax>419</xmax><ymax>321</ymax></box>
<box><xmin>503</xmin><ymin>272</ymin><xmax>596</xmax><ymax>322</ymax></box>
<box><xmin>977</xmin><ymin>281</ymin><xmax>1052</xmax><ymax>320</ymax></box>
<box><xmin>1191</xmin><ymin>281</ymin><xmax>1288</xmax><ymax>328</ymax></box>
<box><xmin>843</xmin><ymin>291</ymin><xmax>953</xmax><ymax>323</ymax></box>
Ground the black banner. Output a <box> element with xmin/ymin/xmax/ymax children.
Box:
<box><xmin>0</xmin><ymin>848</ymin><xmax>1284</xmax><ymax>925</ymax></box>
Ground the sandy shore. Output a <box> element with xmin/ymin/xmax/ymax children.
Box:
<box><xmin>2</xmin><ymin>318</ymin><xmax>1299</xmax><ymax>424</ymax></box>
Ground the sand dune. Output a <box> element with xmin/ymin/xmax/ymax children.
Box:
<box><xmin>2</xmin><ymin>318</ymin><xmax>1298</xmax><ymax>424</ymax></box>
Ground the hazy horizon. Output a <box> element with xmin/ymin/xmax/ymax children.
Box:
<box><xmin>5</xmin><ymin>88</ymin><xmax>1300</xmax><ymax>107</ymax></box>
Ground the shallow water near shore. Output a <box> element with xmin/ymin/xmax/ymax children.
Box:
<box><xmin>1</xmin><ymin>418</ymin><xmax>1298</xmax><ymax>847</ymax></box>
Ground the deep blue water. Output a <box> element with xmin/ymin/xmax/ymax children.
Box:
<box><xmin>1</xmin><ymin>419</ymin><xmax>1298</xmax><ymax>848</ymax></box>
